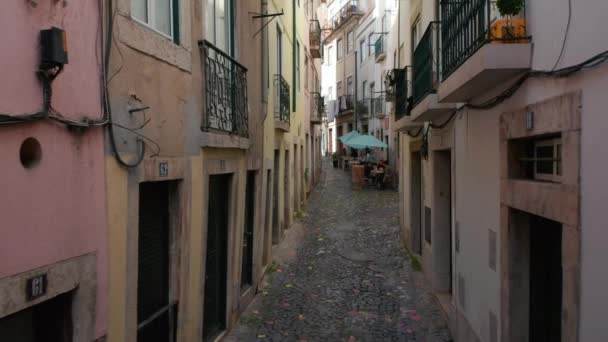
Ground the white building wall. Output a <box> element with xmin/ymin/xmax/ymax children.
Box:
<box><xmin>446</xmin><ymin>0</ymin><xmax>608</xmax><ymax>337</ymax></box>
<box><xmin>399</xmin><ymin>0</ymin><xmax>608</xmax><ymax>341</ymax></box>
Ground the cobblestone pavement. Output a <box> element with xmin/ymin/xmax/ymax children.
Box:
<box><xmin>227</xmin><ymin>160</ymin><xmax>451</xmax><ymax>342</ymax></box>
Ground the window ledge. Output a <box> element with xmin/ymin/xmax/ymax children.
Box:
<box><xmin>200</xmin><ymin>132</ymin><xmax>250</xmax><ymax>150</ymax></box>
<box><xmin>116</xmin><ymin>14</ymin><xmax>192</xmax><ymax>72</ymax></box>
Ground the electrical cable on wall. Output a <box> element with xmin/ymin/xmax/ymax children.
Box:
<box><xmin>412</xmin><ymin>48</ymin><xmax>608</xmax><ymax>143</ymax></box>
<box><xmin>551</xmin><ymin>0</ymin><xmax>572</xmax><ymax>71</ymax></box>
<box><xmin>104</xmin><ymin>0</ymin><xmax>147</xmax><ymax>167</ymax></box>
<box><xmin>0</xmin><ymin>0</ymin><xmax>156</xmax><ymax>168</ymax></box>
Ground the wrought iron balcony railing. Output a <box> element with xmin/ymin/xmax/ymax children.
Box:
<box><xmin>374</xmin><ymin>35</ymin><xmax>386</xmax><ymax>62</ymax></box>
<box><xmin>330</xmin><ymin>0</ymin><xmax>360</xmax><ymax>31</ymax></box>
<box><xmin>384</xmin><ymin>70</ymin><xmax>398</xmax><ymax>102</ymax></box>
<box><xmin>356</xmin><ymin>100</ymin><xmax>369</xmax><ymax>118</ymax></box>
<box><xmin>413</xmin><ymin>22</ymin><xmax>439</xmax><ymax>105</ymax></box>
<box><xmin>310</xmin><ymin>20</ymin><xmax>322</xmax><ymax>59</ymax></box>
<box><xmin>274</xmin><ymin>74</ymin><xmax>290</xmax><ymax>126</ymax></box>
<box><xmin>337</xmin><ymin>95</ymin><xmax>354</xmax><ymax>114</ymax></box>
<box><xmin>385</xmin><ymin>68</ymin><xmax>411</xmax><ymax>121</ymax></box>
<box><xmin>310</xmin><ymin>92</ymin><xmax>324</xmax><ymax>123</ymax></box>
<box><xmin>200</xmin><ymin>40</ymin><xmax>249</xmax><ymax>137</ymax></box>
<box><xmin>441</xmin><ymin>0</ymin><xmax>528</xmax><ymax>79</ymax></box>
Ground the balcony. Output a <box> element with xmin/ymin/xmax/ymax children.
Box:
<box><xmin>200</xmin><ymin>40</ymin><xmax>249</xmax><ymax>137</ymax></box>
<box><xmin>310</xmin><ymin>92</ymin><xmax>324</xmax><ymax>124</ymax></box>
<box><xmin>410</xmin><ymin>22</ymin><xmax>458</xmax><ymax>122</ymax></box>
<box><xmin>438</xmin><ymin>0</ymin><xmax>531</xmax><ymax>103</ymax></box>
<box><xmin>330</xmin><ymin>0</ymin><xmax>361</xmax><ymax>32</ymax></box>
<box><xmin>384</xmin><ymin>68</ymin><xmax>410</xmax><ymax>121</ymax></box>
<box><xmin>310</xmin><ymin>20</ymin><xmax>322</xmax><ymax>59</ymax></box>
<box><xmin>356</xmin><ymin>100</ymin><xmax>369</xmax><ymax>119</ymax></box>
<box><xmin>374</xmin><ymin>35</ymin><xmax>386</xmax><ymax>63</ymax></box>
<box><xmin>337</xmin><ymin>95</ymin><xmax>354</xmax><ymax>116</ymax></box>
<box><xmin>274</xmin><ymin>74</ymin><xmax>290</xmax><ymax>131</ymax></box>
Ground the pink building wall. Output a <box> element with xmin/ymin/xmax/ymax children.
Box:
<box><xmin>0</xmin><ymin>1</ymin><xmax>108</xmax><ymax>338</ymax></box>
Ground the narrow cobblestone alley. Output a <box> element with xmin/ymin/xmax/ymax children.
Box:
<box><xmin>227</xmin><ymin>161</ymin><xmax>451</xmax><ymax>342</ymax></box>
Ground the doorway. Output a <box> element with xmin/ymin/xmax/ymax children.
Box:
<box><xmin>509</xmin><ymin>209</ymin><xmax>562</xmax><ymax>342</ymax></box>
<box><xmin>241</xmin><ymin>171</ymin><xmax>256</xmax><ymax>290</ymax></box>
<box><xmin>301</xmin><ymin>145</ymin><xmax>305</xmax><ymax>200</ymax></box>
<box><xmin>273</xmin><ymin>150</ymin><xmax>280</xmax><ymax>244</ymax></box>
<box><xmin>284</xmin><ymin>149</ymin><xmax>291</xmax><ymax>230</ymax></box>
<box><xmin>433</xmin><ymin>150</ymin><xmax>452</xmax><ymax>294</ymax></box>
<box><xmin>137</xmin><ymin>181</ymin><xmax>177</xmax><ymax>342</ymax></box>
<box><xmin>410</xmin><ymin>151</ymin><xmax>422</xmax><ymax>254</ymax></box>
<box><xmin>203</xmin><ymin>174</ymin><xmax>231</xmax><ymax>341</ymax></box>
<box><xmin>294</xmin><ymin>144</ymin><xmax>299</xmax><ymax>211</ymax></box>
<box><xmin>0</xmin><ymin>291</ymin><xmax>73</xmax><ymax>342</ymax></box>
<box><xmin>264</xmin><ymin>169</ymin><xmax>272</xmax><ymax>264</ymax></box>
<box><xmin>530</xmin><ymin>216</ymin><xmax>562</xmax><ymax>342</ymax></box>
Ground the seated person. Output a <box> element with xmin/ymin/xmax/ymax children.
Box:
<box><xmin>374</xmin><ymin>162</ymin><xmax>386</xmax><ymax>186</ymax></box>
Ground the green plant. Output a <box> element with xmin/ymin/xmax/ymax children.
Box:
<box><xmin>496</xmin><ymin>0</ymin><xmax>524</xmax><ymax>16</ymax></box>
<box><xmin>332</xmin><ymin>152</ymin><xmax>338</xmax><ymax>160</ymax></box>
<box><xmin>410</xmin><ymin>255</ymin><xmax>422</xmax><ymax>271</ymax></box>
<box><xmin>295</xmin><ymin>209</ymin><xmax>304</xmax><ymax>220</ymax></box>
<box><xmin>266</xmin><ymin>260</ymin><xmax>279</xmax><ymax>275</ymax></box>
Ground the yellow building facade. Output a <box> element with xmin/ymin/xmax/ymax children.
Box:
<box><xmin>103</xmin><ymin>0</ymin><xmax>321</xmax><ymax>341</ymax></box>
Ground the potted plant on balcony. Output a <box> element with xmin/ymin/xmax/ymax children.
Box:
<box><xmin>495</xmin><ymin>0</ymin><xmax>526</xmax><ymax>41</ymax></box>
<box><xmin>332</xmin><ymin>152</ymin><xmax>339</xmax><ymax>168</ymax></box>
<box><xmin>497</xmin><ymin>0</ymin><xmax>524</xmax><ymax>16</ymax></box>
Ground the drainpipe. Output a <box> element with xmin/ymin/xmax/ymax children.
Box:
<box><xmin>293</xmin><ymin>0</ymin><xmax>297</xmax><ymax>112</ymax></box>
<box><xmin>397</xmin><ymin>0</ymin><xmax>400</xmax><ymax>68</ymax></box>
<box><xmin>354</xmin><ymin>50</ymin><xmax>358</xmax><ymax>132</ymax></box>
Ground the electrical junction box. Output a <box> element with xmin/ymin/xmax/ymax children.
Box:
<box><xmin>40</xmin><ymin>27</ymin><xmax>68</xmax><ymax>69</ymax></box>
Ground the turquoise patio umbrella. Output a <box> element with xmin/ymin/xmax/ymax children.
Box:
<box><xmin>344</xmin><ymin>134</ymin><xmax>388</xmax><ymax>149</ymax></box>
<box><xmin>337</xmin><ymin>130</ymin><xmax>360</xmax><ymax>143</ymax></box>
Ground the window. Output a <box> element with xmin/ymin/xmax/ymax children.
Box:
<box><xmin>328</xmin><ymin>86</ymin><xmax>333</xmax><ymax>100</ymax></box>
<box><xmin>368</xmin><ymin>33</ymin><xmax>374</xmax><ymax>56</ymax></box>
<box><xmin>412</xmin><ymin>16</ymin><xmax>421</xmax><ymax>52</ymax></box>
<box><xmin>296</xmin><ymin>41</ymin><xmax>301</xmax><ymax>91</ymax></box>
<box><xmin>346</xmin><ymin>76</ymin><xmax>353</xmax><ymax>95</ymax></box>
<box><xmin>362</xmin><ymin>81</ymin><xmax>367</xmax><ymax>100</ymax></box>
<box><xmin>327</xmin><ymin>46</ymin><xmax>333</xmax><ymax>65</ymax></box>
<box><xmin>337</xmin><ymin>81</ymin><xmax>343</xmax><ymax>96</ymax></box>
<box><xmin>206</xmin><ymin>0</ymin><xmax>236</xmax><ymax>54</ymax></box>
<box><xmin>382</xmin><ymin>14</ymin><xmax>387</xmax><ymax>32</ymax></box>
<box><xmin>337</xmin><ymin>38</ymin><xmax>344</xmax><ymax>60</ymax></box>
<box><xmin>304</xmin><ymin>55</ymin><xmax>309</xmax><ymax>91</ymax></box>
<box><xmin>370</xmin><ymin>82</ymin><xmax>375</xmax><ymax>98</ymax></box>
<box><xmin>359</xmin><ymin>40</ymin><xmax>366</xmax><ymax>62</ymax></box>
<box><xmin>347</xmin><ymin>31</ymin><xmax>354</xmax><ymax>53</ymax></box>
<box><xmin>510</xmin><ymin>136</ymin><xmax>563</xmax><ymax>183</ymax></box>
<box><xmin>533</xmin><ymin>138</ymin><xmax>562</xmax><ymax>182</ymax></box>
<box><xmin>131</xmin><ymin>0</ymin><xmax>178</xmax><ymax>41</ymax></box>
<box><xmin>277</xmin><ymin>25</ymin><xmax>283</xmax><ymax>75</ymax></box>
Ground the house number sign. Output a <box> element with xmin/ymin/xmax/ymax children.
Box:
<box><xmin>26</xmin><ymin>274</ymin><xmax>47</xmax><ymax>301</ymax></box>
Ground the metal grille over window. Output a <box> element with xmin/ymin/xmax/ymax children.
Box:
<box><xmin>200</xmin><ymin>40</ymin><xmax>249</xmax><ymax>137</ymax></box>
<box><xmin>274</xmin><ymin>74</ymin><xmax>291</xmax><ymax>125</ymax></box>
